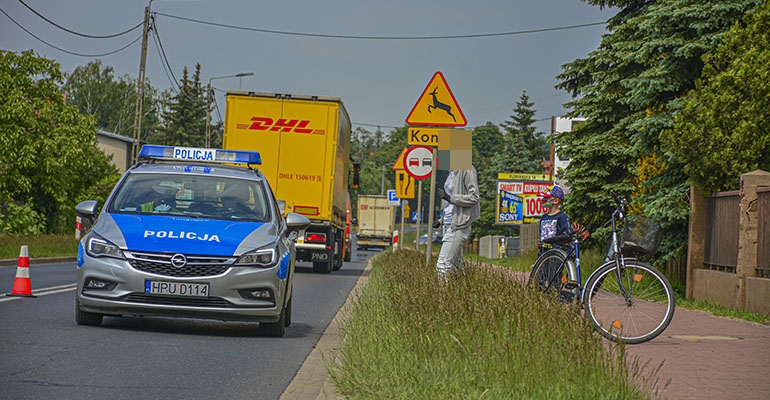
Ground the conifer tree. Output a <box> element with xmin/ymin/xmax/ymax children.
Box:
<box><xmin>152</xmin><ymin>63</ymin><xmax>207</xmax><ymax>146</ymax></box>
<box><xmin>500</xmin><ymin>91</ymin><xmax>547</xmax><ymax>174</ymax></box>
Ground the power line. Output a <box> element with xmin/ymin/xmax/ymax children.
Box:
<box><xmin>213</xmin><ymin>96</ymin><xmax>223</xmax><ymax>125</ymax></box>
<box><xmin>150</xmin><ymin>29</ymin><xmax>179</xmax><ymax>92</ymax></box>
<box><xmin>151</xmin><ymin>18</ymin><xmax>204</xmax><ymax>106</ymax></box>
<box><xmin>149</xmin><ymin>17</ymin><xmax>181</xmax><ymax>93</ymax></box>
<box><xmin>154</xmin><ymin>11</ymin><xmax>605</xmax><ymax>40</ymax></box>
<box><xmin>1</xmin><ymin>6</ymin><xmax>141</xmax><ymax>57</ymax></box>
<box><xmin>18</xmin><ymin>0</ymin><xmax>143</xmax><ymax>39</ymax></box>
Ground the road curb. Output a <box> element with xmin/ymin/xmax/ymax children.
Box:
<box><xmin>280</xmin><ymin>257</ymin><xmax>373</xmax><ymax>400</ymax></box>
<box><xmin>0</xmin><ymin>257</ymin><xmax>77</xmax><ymax>267</ymax></box>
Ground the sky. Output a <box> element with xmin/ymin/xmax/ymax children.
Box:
<box><xmin>1</xmin><ymin>0</ymin><xmax>616</xmax><ymax>135</ymax></box>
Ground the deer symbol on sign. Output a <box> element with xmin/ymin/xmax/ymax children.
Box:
<box><xmin>427</xmin><ymin>87</ymin><xmax>457</xmax><ymax>122</ymax></box>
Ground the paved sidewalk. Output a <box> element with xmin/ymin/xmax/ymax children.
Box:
<box><xmin>624</xmin><ymin>307</ymin><xmax>770</xmax><ymax>400</ymax></box>
<box><xmin>284</xmin><ymin>263</ymin><xmax>770</xmax><ymax>399</ymax></box>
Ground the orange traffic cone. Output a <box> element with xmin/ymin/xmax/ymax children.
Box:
<box><xmin>7</xmin><ymin>245</ymin><xmax>36</xmax><ymax>298</ymax></box>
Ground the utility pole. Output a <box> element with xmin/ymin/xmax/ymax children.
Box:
<box><xmin>549</xmin><ymin>115</ymin><xmax>555</xmax><ymax>183</ymax></box>
<box><xmin>205</xmin><ymin>83</ymin><xmax>212</xmax><ymax>148</ymax></box>
<box><xmin>131</xmin><ymin>1</ymin><xmax>153</xmax><ymax>164</ymax></box>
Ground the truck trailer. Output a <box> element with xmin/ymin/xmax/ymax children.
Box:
<box><xmin>356</xmin><ymin>195</ymin><xmax>393</xmax><ymax>250</ymax></box>
<box><xmin>223</xmin><ymin>91</ymin><xmax>351</xmax><ymax>273</ymax></box>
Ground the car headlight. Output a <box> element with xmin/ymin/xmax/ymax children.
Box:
<box><xmin>86</xmin><ymin>234</ymin><xmax>125</xmax><ymax>259</ymax></box>
<box><xmin>235</xmin><ymin>245</ymin><xmax>277</xmax><ymax>268</ymax></box>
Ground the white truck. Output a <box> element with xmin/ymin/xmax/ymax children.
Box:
<box><xmin>356</xmin><ymin>195</ymin><xmax>393</xmax><ymax>250</ymax></box>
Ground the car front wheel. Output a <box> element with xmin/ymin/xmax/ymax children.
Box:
<box><xmin>260</xmin><ymin>301</ymin><xmax>287</xmax><ymax>337</ymax></box>
<box><xmin>75</xmin><ymin>297</ymin><xmax>103</xmax><ymax>326</ymax></box>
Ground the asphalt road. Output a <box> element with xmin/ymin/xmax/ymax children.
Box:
<box><xmin>0</xmin><ymin>247</ymin><xmax>374</xmax><ymax>400</ymax></box>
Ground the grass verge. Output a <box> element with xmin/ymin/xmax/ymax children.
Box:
<box><xmin>330</xmin><ymin>250</ymin><xmax>652</xmax><ymax>399</ymax></box>
<box><xmin>0</xmin><ymin>234</ymin><xmax>79</xmax><ymax>260</ymax></box>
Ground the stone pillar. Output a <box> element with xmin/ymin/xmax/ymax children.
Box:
<box><xmin>737</xmin><ymin>170</ymin><xmax>770</xmax><ymax>308</ymax></box>
<box><xmin>686</xmin><ymin>186</ymin><xmax>707</xmax><ymax>299</ymax></box>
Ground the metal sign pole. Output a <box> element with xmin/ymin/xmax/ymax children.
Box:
<box><xmin>401</xmin><ymin>200</ymin><xmax>406</xmax><ymax>250</ymax></box>
<box><xmin>426</xmin><ymin>147</ymin><xmax>437</xmax><ymax>265</ymax></box>
<box><xmin>415</xmin><ymin>180</ymin><xmax>422</xmax><ymax>250</ymax></box>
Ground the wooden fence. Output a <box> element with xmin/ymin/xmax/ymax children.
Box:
<box><xmin>704</xmin><ymin>191</ymin><xmax>740</xmax><ymax>273</ymax></box>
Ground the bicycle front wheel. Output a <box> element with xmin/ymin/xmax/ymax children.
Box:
<box><xmin>583</xmin><ymin>261</ymin><xmax>675</xmax><ymax>344</ymax></box>
<box><xmin>529</xmin><ymin>249</ymin><xmax>576</xmax><ymax>303</ymax></box>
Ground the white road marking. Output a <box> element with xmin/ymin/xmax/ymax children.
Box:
<box><xmin>0</xmin><ymin>283</ymin><xmax>76</xmax><ymax>302</ymax></box>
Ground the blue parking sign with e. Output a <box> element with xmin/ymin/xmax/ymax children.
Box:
<box><xmin>388</xmin><ymin>190</ymin><xmax>397</xmax><ymax>202</ymax></box>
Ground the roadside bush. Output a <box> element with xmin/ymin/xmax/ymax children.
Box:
<box><xmin>0</xmin><ymin>201</ymin><xmax>46</xmax><ymax>235</ymax></box>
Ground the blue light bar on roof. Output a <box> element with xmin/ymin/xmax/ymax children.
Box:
<box><xmin>138</xmin><ymin>145</ymin><xmax>261</xmax><ymax>165</ymax></box>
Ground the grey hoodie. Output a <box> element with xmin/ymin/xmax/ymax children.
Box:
<box><xmin>449</xmin><ymin>167</ymin><xmax>481</xmax><ymax>230</ymax></box>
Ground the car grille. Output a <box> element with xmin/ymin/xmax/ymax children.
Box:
<box><xmin>124</xmin><ymin>294</ymin><xmax>232</xmax><ymax>308</ymax></box>
<box><xmin>127</xmin><ymin>251</ymin><xmax>234</xmax><ymax>277</ymax></box>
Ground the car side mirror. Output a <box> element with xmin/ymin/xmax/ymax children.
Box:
<box><xmin>286</xmin><ymin>212</ymin><xmax>310</xmax><ymax>232</ymax></box>
<box><xmin>75</xmin><ymin>200</ymin><xmax>99</xmax><ymax>236</ymax></box>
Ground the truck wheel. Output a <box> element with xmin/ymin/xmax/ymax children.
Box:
<box><xmin>331</xmin><ymin>229</ymin><xmax>343</xmax><ymax>271</ymax></box>
<box><xmin>313</xmin><ymin>260</ymin><xmax>332</xmax><ymax>273</ymax></box>
<box><xmin>333</xmin><ymin>253</ymin><xmax>342</xmax><ymax>270</ymax></box>
<box><xmin>343</xmin><ymin>246</ymin><xmax>352</xmax><ymax>262</ymax></box>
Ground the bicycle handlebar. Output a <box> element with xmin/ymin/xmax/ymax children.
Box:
<box><xmin>609</xmin><ymin>191</ymin><xmax>626</xmax><ymax>211</ymax></box>
<box><xmin>542</xmin><ymin>232</ymin><xmax>581</xmax><ymax>246</ymax></box>
<box><xmin>608</xmin><ymin>190</ymin><xmax>627</xmax><ymax>220</ymax></box>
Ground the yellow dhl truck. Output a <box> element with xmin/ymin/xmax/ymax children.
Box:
<box><xmin>223</xmin><ymin>91</ymin><xmax>351</xmax><ymax>273</ymax></box>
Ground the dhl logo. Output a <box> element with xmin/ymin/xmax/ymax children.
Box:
<box><xmin>236</xmin><ymin>117</ymin><xmax>326</xmax><ymax>135</ymax></box>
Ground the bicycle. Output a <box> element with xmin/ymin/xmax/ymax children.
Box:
<box><xmin>529</xmin><ymin>192</ymin><xmax>675</xmax><ymax>344</ymax></box>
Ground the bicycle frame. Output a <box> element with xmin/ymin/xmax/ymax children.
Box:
<box><xmin>581</xmin><ymin>199</ymin><xmax>635</xmax><ymax>305</ymax></box>
<box><xmin>547</xmin><ymin>198</ymin><xmax>636</xmax><ymax>305</ymax></box>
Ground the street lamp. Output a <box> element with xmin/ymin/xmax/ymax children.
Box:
<box><xmin>206</xmin><ymin>72</ymin><xmax>254</xmax><ymax>147</ymax></box>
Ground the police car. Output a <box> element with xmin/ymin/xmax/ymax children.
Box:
<box><xmin>75</xmin><ymin>145</ymin><xmax>309</xmax><ymax>337</ymax></box>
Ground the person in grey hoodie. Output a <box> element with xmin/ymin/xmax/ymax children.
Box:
<box><xmin>435</xmin><ymin>167</ymin><xmax>480</xmax><ymax>281</ymax></box>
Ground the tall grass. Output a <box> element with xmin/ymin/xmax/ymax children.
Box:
<box><xmin>331</xmin><ymin>250</ymin><xmax>652</xmax><ymax>399</ymax></box>
<box><xmin>0</xmin><ymin>234</ymin><xmax>79</xmax><ymax>259</ymax></box>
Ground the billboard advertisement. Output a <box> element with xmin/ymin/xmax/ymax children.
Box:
<box><xmin>496</xmin><ymin>173</ymin><xmax>552</xmax><ymax>225</ymax></box>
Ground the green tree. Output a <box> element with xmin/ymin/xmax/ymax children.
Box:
<box><xmin>663</xmin><ymin>0</ymin><xmax>770</xmax><ymax>194</ymax></box>
<box><xmin>0</xmin><ymin>50</ymin><xmax>120</xmax><ymax>234</ymax></box>
<box><xmin>472</xmin><ymin>122</ymin><xmax>506</xmax><ymax>200</ymax></box>
<box><xmin>62</xmin><ymin>60</ymin><xmax>163</xmax><ymax>139</ymax></box>
<box><xmin>499</xmin><ymin>92</ymin><xmax>547</xmax><ymax>174</ymax></box>
<box><xmin>150</xmin><ymin>63</ymin><xmax>207</xmax><ymax>146</ymax></box>
<box><xmin>556</xmin><ymin>0</ymin><xmax>761</xmax><ymax>260</ymax></box>
<box><xmin>469</xmin><ymin>122</ymin><xmax>510</xmax><ymax>238</ymax></box>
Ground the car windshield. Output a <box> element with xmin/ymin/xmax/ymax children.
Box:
<box><xmin>108</xmin><ymin>173</ymin><xmax>270</xmax><ymax>222</ymax></box>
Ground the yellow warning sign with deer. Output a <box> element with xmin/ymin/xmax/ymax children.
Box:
<box><xmin>405</xmin><ymin>71</ymin><xmax>467</xmax><ymax>127</ymax></box>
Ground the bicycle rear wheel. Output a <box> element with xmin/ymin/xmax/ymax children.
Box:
<box><xmin>529</xmin><ymin>249</ymin><xmax>576</xmax><ymax>303</ymax></box>
<box><xmin>583</xmin><ymin>261</ymin><xmax>675</xmax><ymax>344</ymax></box>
